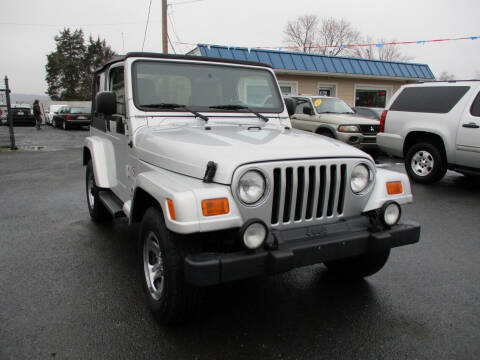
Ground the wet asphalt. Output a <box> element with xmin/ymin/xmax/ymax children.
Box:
<box><xmin>0</xmin><ymin>126</ymin><xmax>479</xmax><ymax>359</ymax></box>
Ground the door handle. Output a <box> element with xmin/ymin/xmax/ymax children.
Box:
<box><xmin>462</xmin><ymin>123</ymin><xmax>480</xmax><ymax>129</ymax></box>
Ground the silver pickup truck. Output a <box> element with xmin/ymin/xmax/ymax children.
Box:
<box><xmin>286</xmin><ymin>95</ymin><xmax>380</xmax><ymax>149</ymax></box>
<box><xmin>83</xmin><ymin>52</ymin><xmax>420</xmax><ymax>324</ymax></box>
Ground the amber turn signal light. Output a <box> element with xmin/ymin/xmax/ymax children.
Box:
<box><xmin>386</xmin><ymin>181</ymin><xmax>403</xmax><ymax>195</ymax></box>
<box><xmin>167</xmin><ymin>199</ymin><xmax>176</xmax><ymax>220</ymax></box>
<box><xmin>202</xmin><ymin>198</ymin><xmax>229</xmax><ymax>216</ymax></box>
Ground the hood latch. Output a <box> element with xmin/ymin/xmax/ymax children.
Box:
<box><xmin>203</xmin><ymin>161</ymin><xmax>217</xmax><ymax>183</ymax></box>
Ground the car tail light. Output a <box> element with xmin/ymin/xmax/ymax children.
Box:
<box><xmin>65</xmin><ymin>114</ymin><xmax>71</xmax><ymax>120</ymax></box>
<box><xmin>380</xmin><ymin>110</ymin><xmax>388</xmax><ymax>132</ymax></box>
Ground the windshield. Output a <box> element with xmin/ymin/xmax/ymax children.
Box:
<box><xmin>313</xmin><ymin>98</ymin><xmax>354</xmax><ymax>114</ymax></box>
<box><xmin>132</xmin><ymin>61</ymin><xmax>283</xmax><ymax>113</ymax></box>
<box><xmin>70</xmin><ymin>107</ymin><xmax>90</xmax><ymax>114</ymax></box>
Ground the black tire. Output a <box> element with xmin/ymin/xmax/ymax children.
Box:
<box><xmin>324</xmin><ymin>249</ymin><xmax>390</xmax><ymax>279</ymax></box>
<box><xmin>85</xmin><ymin>160</ymin><xmax>112</xmax><ymax>222</ymax></box>
<box><xmin>405</xmin><ymin>142</ymin><xmax>447</xmax><ymax>184</ymax></box>
<box><xmin>139</xmin><ymin>207</ymin><xmax>202</xmax><ymax>325</ymax></box>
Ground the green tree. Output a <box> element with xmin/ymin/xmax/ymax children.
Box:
<box><xmin>46</xmin><ymin>29</ymin><xmax>115</xmax><ymax>100</ymax></box>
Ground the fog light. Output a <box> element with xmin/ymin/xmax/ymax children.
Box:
<box><xmin>382</xmin><ymin>201</ymin><xmax>401</xmax><ymax>226</ymax></box>
<box><xmin>242</xmin><ymin>222</ymin><xmax>267</xmax><ymax>250</ymax></box>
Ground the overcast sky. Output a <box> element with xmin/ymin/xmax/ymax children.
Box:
<box><xmin>1</xmin><ymin>0</ymin><xmax>479</xmax><ymax>95</ymax></box>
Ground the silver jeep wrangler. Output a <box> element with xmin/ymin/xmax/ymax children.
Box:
<box><xmin>83</xmin><ymin>52</ymin><xmax>420</xmax><ymax>324</ymax></box>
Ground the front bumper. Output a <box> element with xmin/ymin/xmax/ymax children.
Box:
<box><xmin>185</xmin><ymin>217</ymin><xmax>420</xmax><ymax>286</ymax></box>
<box><xmin>336</xmin><ymin>132</ymin><xmax>378</xmax><ymax>149</ymax></box>
<box><xmin>66</xmin><ymin>119</ymin><xmax>91</xmax><ymax>126</ymax></box>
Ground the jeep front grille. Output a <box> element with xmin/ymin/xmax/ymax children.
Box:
<box><xmin>271</xmin><ymin>163</ymin><xmax>347</xmax><ymax>225</ymax></box>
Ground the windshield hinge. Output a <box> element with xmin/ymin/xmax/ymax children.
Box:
<box><xmin>203</xmin><ymin>161</ymin><xmax>217</xmax><ymax>183</ymax></box>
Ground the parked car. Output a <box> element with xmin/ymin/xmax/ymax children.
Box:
<box><xmin>353</xmin><ymin>106</ymin><xmax>383</xmax><ymax>120</ymax></box>
<box><xmin>46</xmin><ymin>104</ymin><xmax>67</xmax><ymax>125</ymax></box>
<box><xmin>83</xmin><ymin>52</ymin><xmax>420</xmax><ymax>324</ymax></box>
<box><xmin>286</xmin><ymin>95</ymin><xmax>380</xmax><ymax>149</ymax></box>
<box><xmin>11</xmin><ymin>106</ymin><xmax>36</xmax><ymax>126</ymax></box>
<box><xmin>377</xmin><ymin>81</ymin><xmax>480</xmax><ymax>183</ymax></box>
<box><xmin>52</xmin><ymin>106</ymin><xmax>91</xmax><ymax>130</ymax></box>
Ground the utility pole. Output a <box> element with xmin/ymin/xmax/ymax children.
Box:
<box><xmin>162</xmin><ymin>0</ymin><xmax>168</xmax><ymax>54</ymax></box>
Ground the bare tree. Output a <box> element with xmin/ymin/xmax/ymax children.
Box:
<box><xmin>438</xmin><ymin>71</ymin><xmax>455</xmax><ymax>81</ymax></box>
<box><xmin>283</xmin><ymin>15</ymin><xmax>320</xmax><ymax>53</ymax></box>
<box><xmin>350</xmin><ymin>36</ymin><xmax>412</xmax><ymax>62</ymax></box>
<box><xmin>317</xmin><ymin>17</ymin><xmax>361</xmax><ymax>56</ymax></box>
<box><xmin>283</xmin><ymin>15</ymin><xmax>411</xmax><ymax>61</ymax></box>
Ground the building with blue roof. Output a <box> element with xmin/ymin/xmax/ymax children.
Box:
<box><xmin>189</xmin><ymin>44</ymin><xmax>435</xmax><ymax>108</ymax></box>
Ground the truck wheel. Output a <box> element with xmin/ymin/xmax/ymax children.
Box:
<box><xmin>324</xmin><ymin>249</ymin><xmax>390</xmax><ymax>279</ymax></box>
<box><xmin>405</xmin><ymin>142</ymin><xmax>446</xmax><ymax>183</ymax></box>
<box><xmin>139</xmin><ymin>207</ymin><xmax>201</xmax><ymax>325</ymax></box>
<box><xmin>85</xmin><ymin>160</ymin><xmax>112</xmax><ymax>222</ymax></box>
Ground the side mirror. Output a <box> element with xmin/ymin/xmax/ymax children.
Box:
<box><xmin>303</xmin><ymin>107</ymin><xmax>313</xmax><ymax>115</ymax></box>
<box><xmin>96</xmin><ymin>91</ymin><xmax>116</xmax><ymax>115</ymax></box>
<box><xmin>284</xmin><ymin>98</ymin><xmax>296</xmax><ymax>117</ymax></box>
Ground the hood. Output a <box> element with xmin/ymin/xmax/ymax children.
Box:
<box><xmin>135</xmin><ymin>123</ymin><xmax>371</xmax><ymax>184</ymax></box>
<box><xmin>318</xmin><ymin>113</ymin><xmax>380</xmax><ymax>125</ymax></box>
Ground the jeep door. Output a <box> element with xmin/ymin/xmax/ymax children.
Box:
<box><xmin>290</xmin><ymin>98</ymin><xmax>319</xmax><ymax>132</ymax></box>
<box><xmin>455</xmin><ymin>89</ymin><xmax>480</xmax><ymax>168</ymax></box>
<box><xmin>107</xmin><ymin>64</ymin><xmax>132</xmax><ymax>200</ymax></box>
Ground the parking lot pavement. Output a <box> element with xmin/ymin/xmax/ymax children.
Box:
<box><xmin>0</xmin><ymin>127</ymin><xmax>479</xmax><ymax>359</ymax></box>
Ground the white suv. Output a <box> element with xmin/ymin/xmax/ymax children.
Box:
<box><xmin>377</xmin><ymin>81</ymin><xmax>480</xmax><ymax>183</ymax></box>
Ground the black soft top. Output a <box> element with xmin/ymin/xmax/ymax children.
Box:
<box><xmin>95</xmin><ymin>52</ymin><xmax>272</xmax><ymax>74</ymax></box>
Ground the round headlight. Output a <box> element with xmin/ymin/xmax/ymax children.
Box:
<box><xmin>243</xmin><ymin>222</ymin><xmax>267</xmax><ymax>249</ymax></box>
<box><xmin>351</xmin><ymin>164</ymin><xmax>371</xmax><ymax>194</ymax></box>
<box><xmin>382</xmin><ymin>202</ymin><xmax>401</xmax><ymax>226</ymax></box>
<box><xmin>238</xmin><ymin>170</ymin><xmax>266</xmax><ymax>204</ymax></box>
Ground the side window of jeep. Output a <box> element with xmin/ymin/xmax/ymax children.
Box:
<box><xmin>109</xmin><ymin>67</ymin><xmax>125</xmax><ymax>116</ymax></box>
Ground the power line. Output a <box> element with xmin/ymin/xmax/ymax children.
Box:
<box><xmin>167</xmin><ymin>9</ymin><xmax>181</xmax><ymax>42</ymax></box>
<box><xmin>168</xmin><ymin>34</ymin><xmax>177</xmax><ymax>54</ymax></box>
<box><xmin>142</xmin><ymin>0</ymin><xmax>153</xmax><ymax>51</ymax></box>
<box><xmin>0</xmin><ymin>20</ymin><xmax>161</xmax><ymax>27</ymax></box>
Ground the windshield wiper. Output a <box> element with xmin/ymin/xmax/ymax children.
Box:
<box><xmin>209</xmin><ymin>104</ymin><xmax>269</xmax><ymax>122</ymax></box>
<box><xmin>141</xmin><ymin>103</ymin><xmax>209</xmax><ymax>122</ymax></box>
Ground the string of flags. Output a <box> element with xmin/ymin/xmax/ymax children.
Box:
<box><xmin>174</xmin><ymin>35</ymin><xmax>480</xmax><ymax>52</ymax></box>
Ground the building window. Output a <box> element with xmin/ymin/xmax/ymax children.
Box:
<box><xmin>355</xmin><ymin>85</ymin><xmax>392</xmax><ymax>108</ymax></box>
<box><xmin>317</xmin><ymin>83</ymin><xmax>337</xmax><ymax>97</ymax></box>
<box><xmin>278</xmin><ymin>81</ymin><xmax>298</xmax><ymax>95</ymax></box>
